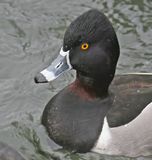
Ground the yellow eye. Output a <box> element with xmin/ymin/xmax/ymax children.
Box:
<box><xmin>81</xmin><ymin>43</ymin><xmax>89</xmax><ymax>51</ymax></box>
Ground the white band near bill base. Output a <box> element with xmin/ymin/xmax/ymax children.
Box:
<box><xmin>59</xmin><ymin>47</ymin><xmax>69</xmax><ymax>56</ymax></box>
<box><xmin>40</xmin><ymin>69</ymin><xmax>55</xmax><ymax>81</ymax></box>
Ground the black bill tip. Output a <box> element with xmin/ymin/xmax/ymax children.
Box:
<box><xmin>34</xmin><ymin>73</ymin><xmax>48</xmax><ymax>83</ymax></box>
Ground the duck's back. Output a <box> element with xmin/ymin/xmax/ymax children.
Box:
<box><xmin>107</xmin><ymin>74</ymin><xmax>152</xmax><ymax>127</ymax></box>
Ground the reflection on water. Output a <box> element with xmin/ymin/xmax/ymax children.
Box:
<box><xmin>0</xmin><ymin>0</ymin><xmax>151</xmax><ymax>159</ymax></box>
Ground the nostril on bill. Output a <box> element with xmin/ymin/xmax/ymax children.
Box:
<box><xmin>55</xmin><ymin>62</ymin><xmax>63</xmax><ymax>69</ymax></box>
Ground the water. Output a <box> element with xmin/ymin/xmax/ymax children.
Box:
<box><xmin>0</xmin><ymin>0</ymin><xmax>151</xmax><ymax>159</ymax></box>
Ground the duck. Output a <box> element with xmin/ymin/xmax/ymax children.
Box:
<box><xmin>34</xmin><ymin>9</ymin><xmax>152</xmax><ymax>157</ymax></box>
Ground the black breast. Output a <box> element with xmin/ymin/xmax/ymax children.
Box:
<box><xmin>42</xmin><ymin>87</ymin><xmax>112</xmax><ymax>153</ymax></box>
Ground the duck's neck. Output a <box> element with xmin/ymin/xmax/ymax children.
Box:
<box><xmin>76</xmin><ymin>72</ymin><xmax>112</xmax><ymax>98</ymax></box>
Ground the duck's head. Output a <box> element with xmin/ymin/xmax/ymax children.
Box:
<box><xmin>35</xmin><ymin>9</ymin><xmax>120</xmax><ymax>93</ymax></box>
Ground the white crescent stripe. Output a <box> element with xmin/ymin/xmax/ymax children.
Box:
<box><xmin>40</xmin><ymin>69</ymin><xmax>55</xmax><ymax>81</ymax></box>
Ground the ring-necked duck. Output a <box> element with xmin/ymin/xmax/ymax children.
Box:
<box><xmin>34</xmin><ymin>9</ymin><xmax>152</xmax><ymax>157</ymax></box>
<box><xmin>0</xmin><ymin>142</ymin><xmax>25</xmax><ymax>160</ymax></box>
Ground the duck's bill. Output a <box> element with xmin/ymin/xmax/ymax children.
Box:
<box><xmin>34</xmin><ymin>48</ymin><xmax>72</xmax><ymax>83</ymax></box>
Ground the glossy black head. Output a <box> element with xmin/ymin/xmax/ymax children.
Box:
<box><xmin>63</xmin><ymin>9</ymin><xmax>120</xmax><ymax>89</ymax></box>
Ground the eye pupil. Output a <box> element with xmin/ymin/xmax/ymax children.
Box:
<box><xmin>81</xmin><ymin>43</ymin><xmax>89</xmax><ymax>50</ymax></box>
